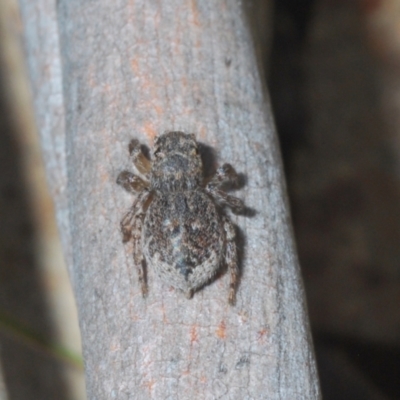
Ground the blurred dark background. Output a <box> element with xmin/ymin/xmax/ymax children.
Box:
<box><xmin>1</xmin><ymin>0</ymin><xmax>400</xmax><ymax>399</ymax></box>
<box><xmin>0</xmin><ymin>1</ymin><xmax>85</xmax><ymax>399</ymax></box>
<box><xmin>268</xmin><ymin>0</ymin><xmax>400</xmax><ymax>399</ymax></box>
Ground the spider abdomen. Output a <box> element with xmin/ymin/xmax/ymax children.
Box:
<box><xmin>143</xmin><ymin>190</ymin><xmax>224</xmax><ymax>293</ymax></box>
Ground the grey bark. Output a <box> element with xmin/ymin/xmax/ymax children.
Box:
<box><xmin>19</xmin><ymin>0</ymin><xmax>321</xmax><ymax>398</ymax></box>
<box><xmin>18</xmin><ymin>0</ymin><xmax>72</xmax><ymax>275</ymax></box>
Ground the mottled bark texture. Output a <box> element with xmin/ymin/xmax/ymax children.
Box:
<box><xmin>19</xmin><ymin>0</ymin><xmax>321</xmax><ymax>398</ymax></box>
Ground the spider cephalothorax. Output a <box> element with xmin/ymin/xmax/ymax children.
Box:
<box><xmin>117</xmin><ymin>131</ymin><xmax>245</xmax><ymax>304</ymax></box>
<box><xmin>151</xmin><ymin>132</ymin><xmax>202</xmax><ymax>192</ymax></box>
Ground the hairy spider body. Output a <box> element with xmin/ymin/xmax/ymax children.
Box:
<box><xmin>117</xmin><ymin>131</ymin><xmax>245</xmax><ymax>304</ymax></box>
<box><xmin>143</xmin><ymin>191</ymin><xmax>224</xmax><ymax>296</ymax></box>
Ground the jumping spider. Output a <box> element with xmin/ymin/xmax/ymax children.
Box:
<box><xmin>117</xmin><ymin>131</ymin><xmax>245</xmax><ymax>305</ymax></box>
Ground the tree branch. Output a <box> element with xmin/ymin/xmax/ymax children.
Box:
<box><xmin>20</xmin><ymin>0</ymin><xmax>321</xmax><ymax>398</ymax></box>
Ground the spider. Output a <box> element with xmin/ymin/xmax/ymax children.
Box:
<box><xmin>116</xmin><ymin>131</ymin><xmax>245</xmax><ymax>304</ymax></box>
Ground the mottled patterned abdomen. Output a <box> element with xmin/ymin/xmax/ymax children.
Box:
<box><xmin>143</xmin><ymin>190</ymin><xmax>224</xmax><ymax>294</ymax></box>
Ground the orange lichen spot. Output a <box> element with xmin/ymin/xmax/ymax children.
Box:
<box><xmin>190</xmin><ymin>325</ymin><xmax>198</xmax><ymax>343</ymax></box>
<box><xmin>43</xmin><ymin>63</ymin><xmax>51</xmax><ymax>79</ymax></box>
<box><xmin>190</xmin><ymin>0</ymin><xmax>201</xmax><ymax>27</ymax></box>
<box><xmin>216</xmin><ymin>320</ymin><xmax>226</xmax><ymax>339</ymax></box>
<box><xmin>181</xmin><ymin>368</ymin><xmax>190</xmax><ymax>376</ymax></box>
<box><xmin>171</xmin><ymin>35</ymin><xmax>181</xmax><ymax>55</ymax></box>
<box><xmin>200</xmin><ymin>375</ymin><xmax>207</xmax><ymax>384</ymax></box>
<box><xmin>143</xmin><ymin>379</ymin><xmax>155</xmax><ymax>393</ymax></box>
<box><xmin>143</xmin><ymin>122</ymin><xmax>158</xmax><ymax>140</ymax></box>
<box><xmin>102</xmin><ymin>83</ymin><xmax>112</xmax><ymax>93</ymax></box>
<box><xmin>109</xmin><ymin>340</ymin><xmax>120</xmax><ymax>352</ymax></box>
<box><xmin>88</xmin><ymin>64</ymin><xmax>96</xmax><ymax>88</ymax></box>
<box><xmin>129</xmin><ymin>312</ymin><xmax>139</xmax><ymax>322</ymax></box>
<box><xmin>257</xmin><ymin>327</ymin><xmax>269</xmax><ymax>342</ymax></box>
<box><xmin>153</xmin><ymin>104</ymin><xmax>164</xmax><ymax>116</ymax></box>
<box><xmin>100</xmin><ymin>170</ymin><xmax>109</xmax><ymax>184</ymax></box>
<box><xmin>251</xmin><ymin>140</ymin><xmax>263</xmax><ymax>152</ymax></box>
<box><xmin>130</xmin><ymin>59</ymin><xmax>139</xmax><ymax>74</ymax></box>
<box><xmin>198</xmin><ymin>126</ymin><xmax>207</xmax><ymax>140</ymax></box>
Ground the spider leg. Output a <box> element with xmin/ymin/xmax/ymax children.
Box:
<box><xmin>205</xmin><ymin>163</ymin><xmax>239</xmax><ymax>190</ymax></box>
<box><xmin>120</xmin><ymin>190</ymin><xmax>153</xmax><ymax>296</ymax></box>
<box><xmin>206</xmin><ymin>187</ymin><xmax>245</xmax><ymax>214</ymax></box>
<box><xmin>117</xmin><ymin>171</ymin><xmax>149</xmax><ymax>193</ymax></box>
<box><xmin>129</xmin><ymin>139</ymin><xmax>151</xmax><ymax>177</ymax></box>
<box><xmin>120</xmin><ymin>207</ymin><xmax>136</xmax><ymax>243</ymax></box>
<box><xmin>205</xmin><ymin>163</ymin><xmax>244</xmax><ymax>213</ymax></box>
<box><xmin>222</xmin><ymin>216</ymin><xmax>239</xmax><ymax>305</ymax></box>
<box><xmin>132</xmin><ymin>214</ymin><xmax>148</xmax><ymax>297</ymax></box>
<box><xmin>120</xmin><ymin>190</ymin><xmax>147</xmax><ymax>242</ymax></box>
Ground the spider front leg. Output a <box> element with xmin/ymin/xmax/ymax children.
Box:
<box><xmin>222</xmin><ymin>215</ymin><xmax>239</xmax><ymax>305</ymax></box>
<box><xmin>205</xmin><ymin>163</ymin><xmax>245</xmax><ymax>214</ymax></box>
<box><xmin>117</xmin><ymin>170</ymin><xmax>149</xmax><ymax>242</ymax></box>
<box><xmin>117</xmin><ymin>171</ymin><xmax>149</xmax><ymax>195</ymax></box>
<box><xmin>129</xmin><ymin>139</ymin><xmax>151</xmax><ymax>178</ymax></box>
